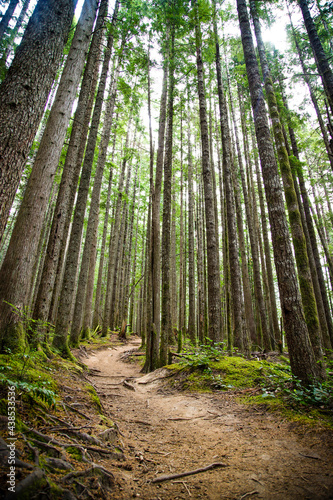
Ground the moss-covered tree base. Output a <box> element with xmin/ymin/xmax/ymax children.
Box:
<box><xmin>0</xmin><ymin>321</ymin><xmax>26</xmax><ymax>353</ymax></box>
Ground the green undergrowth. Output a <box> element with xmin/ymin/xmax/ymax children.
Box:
<box><xmin>166</xmin><ymin>344</ymin><xmax>333</xmax><ymax>428</ymax></box>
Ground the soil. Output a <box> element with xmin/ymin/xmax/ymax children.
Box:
<box><xmin>84</xmin><ymin>337</ymin><xmax>333</xmax><ymax>500</ymax></box>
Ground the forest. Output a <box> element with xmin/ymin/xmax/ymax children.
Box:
<box><xmin>0</xmin><ymin>0</ymin><xmax>333</xmax><ymax>497</ymax></box>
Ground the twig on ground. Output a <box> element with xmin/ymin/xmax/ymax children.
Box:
<box><xmin>151</xmin><ymin>462</ymin><xmax>227</xmax><ymax>483</ymax></box>
<box><xmin>172</xmin><ymin>480</ymin><xmax>192</xmax><ymax>496</ymax></box>
<box><xmin>240</xmin><ymin>490</ymin><xmax>259</xmax><ymax>499</ymax></box>
<box><xmin>299</xmin><ymin>452</ymin><xmax>321</xmax><ymax>460</ymax></box>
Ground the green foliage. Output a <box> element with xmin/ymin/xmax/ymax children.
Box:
<box><xmin>0</xmin><ymin>350</ymin><xmax>57</xmax><ymax>407</ymax></box>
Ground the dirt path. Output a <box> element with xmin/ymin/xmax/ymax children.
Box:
<box><xmin>85</xmin><ymin>339</ymin><xmax>333</xmax><ymax>499</ymax></box>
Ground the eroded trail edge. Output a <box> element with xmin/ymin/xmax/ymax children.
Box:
<box><xmin>85</xmin><ymin>339</ymin><xmax>333</xmax><ymax>500</ymax></box>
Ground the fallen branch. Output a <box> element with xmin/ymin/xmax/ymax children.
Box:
<box><xmin>299</xmin><ymin>452</ymin><xmax>321</xmax><ymax>460</ymax></box>
<box><xmin>151</xmin><ymin>462</ymin><xmax>227</xmax><ymax>483</ymax></box>
<box><xmin>240</xmin><ymin>490</ymin><xmax>259</xmax><ymax>499</ymax></box>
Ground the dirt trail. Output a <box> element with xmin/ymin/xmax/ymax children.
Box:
<box><xmin>85</xmin><ymin>339</ymin><xmax>333</xmax><ymax>499</ymax></box>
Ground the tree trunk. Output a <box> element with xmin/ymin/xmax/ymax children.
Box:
<box><xmin>298</xmin><ymin>0</ymin><xmax>333</xmax><ymax>116</ymax></box>
<box><xmin>38</xmin><ymin>1</ymin><xmax>106</xmax><ymax>330</ymax></box>
<box><xmin>0</xmin><ymin>0</ymin><xmax>32</xmax><ymax>79</ymax></box>
<box><xmin>92</xmin><ymin>119</ymin><xmax>118</xmax><ymax>329</ymax></box>
<box><xmin>188</xmin><ymin>100</ymin><xmax>196</xmax><ymax>345</ymax></box>
<box><xmin>0</xmin><ymin>0</ymin><xmax>75</xmax><ymax>243</ymax></box>
<box><xmin>0</xmin><ymin>0</ymin><xmax>20</xmax><ymax>41</ymax></box>
<box><xmin>237</xmin><ymin>0</ymin><xmax>318</xmax><ymax>384</ymax></box>
<box><xmin>102</xmin><ymin>119</ymin><xmax>132</xmax><ymax>337</ymax></box>
<box><xmin>193</xmin><ymin>0</ymin><xmax>221</xmax><ymax>343</ymax></box>
<box><xmin>229</xmin><ymin>77</ymin><xmax>269</xmax><ymax>350</ymax></box>
<box><xmin>160</xmin><ymin>26</ymin><xmax>175</xmax><ymax>366</ymax></box>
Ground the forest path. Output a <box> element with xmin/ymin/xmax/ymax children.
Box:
<box><xmin>85</xmin><ymin>338</ymin><xmax>333</xmax><ymax>500</ymax></box>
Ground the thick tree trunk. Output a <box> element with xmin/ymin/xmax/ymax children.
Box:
<box><xmin>0</xmin><ymin>0</ymin><xmax>75</xmax><ymax>243</ymax></box>
<box><xmin>250</xmin><ymin>0</ymin><xmax>323</xmax><ymax>363</ymax></box>
<box><xmin>193</xmin><ymin>0</ymin><xmax>221</xmax><ymax>343</ymax></box>
<box><xmin>237</xmin><ymin>0</ymin><xmax>318</xmax><ymax>384</ymax></box>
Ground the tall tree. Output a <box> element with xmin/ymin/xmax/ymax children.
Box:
<box><xmin>236</xmin><ymin>0</ymin><xmax>318</xmax><ymax>384</ymax></box>
<box><xmin>297</xmin><ymin>0</ymin><xmax>333</xmax><ymax>116</ymax></box>
<box><xmin>192</xmin><ymin>0</ymin><xmax>221</xmax><ymax>343</ymax></box>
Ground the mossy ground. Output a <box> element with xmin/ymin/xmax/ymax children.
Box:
<box><xmin>165</xmin><ymin>352</ymin><xmax>333</xmax><ymax>429</ymax></box>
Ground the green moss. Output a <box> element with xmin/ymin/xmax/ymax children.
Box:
<box><xmin>1</xmin><ymin>321</ymin><xmax>27</xmax><ymax>353</ymax></box>
<box><xmin>66</xmin><ymin>446</ymin><xmax>83</xmax><ymax>461</ymax></box>
<box><xmin>241</xmin><ymin>394</ymin><xmax>333</xmax><ymax>429</ymax></box>
<box><xmin>85</xmin><ymin>384</ymin><xmax>102</xmax><ymax>413</ymax></box>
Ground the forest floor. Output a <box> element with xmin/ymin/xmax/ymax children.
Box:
<box><xmin>83</xmin><ymin>336</ymin><xmax>333</xmax><ymax>500</ymax></box>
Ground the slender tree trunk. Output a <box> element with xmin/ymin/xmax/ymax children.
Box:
<box><xmin>70</xmin><ymin>56</ymin><xmax>121</xmax><ymax>345</ymax></box>
<box><xmin>160</xmin><ymin>26</ymin><xmax>175</xmax><ymax>366</ymax></box>
<box><xmin>193</xmin><ymin>0</ymin><xmax>221</xmax><ymax>343</ymax></box>
<box><xmin>0</xmin><ymin>0</ymin><xmax>75</xmax><ymax>242</ymax></box>
<box><xmin>0</xmin><ymin>0</ymin><xmax>20</xmax><ymax>41</ymax></box>
<box><xmin>144</xmin><ymin>44</ymin><xmax>168</xmax><ymax>372</ymax></box>
<box><xmin>92</xmin><ymin>119</ymin><xmax>118</xmax><ymax>329</ymax></box>
<box><xmin>298</xmin><ymin>0</ymin><xmax>333</xmax><ymax>116</ymax></box>
<box><xmin>102</xmin><ymin>119</ymin><xmax>132</xmax><ymax>337</ymax></box>
<box><xmin>53</xmin><ymin>6</ymin><xmax>119</xmax><ymax>356</ymax></box>
<box><xmin>187</xmin><ymin>93</ymin><xmax>196</xmax><ymax>345</ymax></box>
<box><xmin>287</xmin><ymin>7</ymin><xmax>333</xmax><ymax>171</ymax></box>
<box><xmin>237</xmin><ymin>0</ymin><xmax>318</xmax><ymax>384</ymax></box>
<box><xmin>0</xmin><ymin>0</ymin><xmax>32</xmax><ymax>78</ymax></box>
<box><xmin>229</xmin><ymin>78</ymin><xmax>270</xmax><ymax>350</ymax></box>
